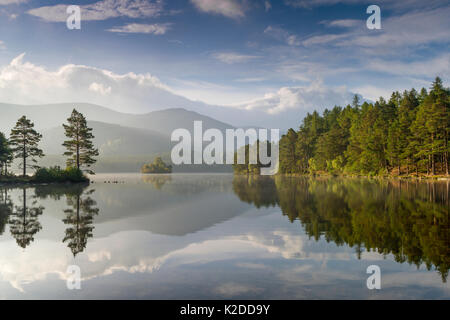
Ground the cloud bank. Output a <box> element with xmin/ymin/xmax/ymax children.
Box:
<box><xmin>27</xmin><ymin>0</ymin><xmax>164</xmax><ymax>22</ymax></box>
<box><xmin>0</xmin><ymin>54</ymin><xmax>363</xmax><ymax>129</ymax></box>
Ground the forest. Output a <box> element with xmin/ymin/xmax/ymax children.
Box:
<box><xmin>277</xmin><ymin>77</ymin><xmax>449</xmax><ymax>176</ymax></box>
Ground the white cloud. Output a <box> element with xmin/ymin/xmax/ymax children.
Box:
<box><xmin>300</xmin><ymin>6</ymin><xmax>450</xmax><ymax>51</ymax></box>
<box><xmin>190</xmin><ymin>0</ymin><xmax>247</xmax><ymax>19</ymax></box>
<box><xmin>0</xmin><ymin>0</ymin><xmax>27</xmax><ymax>4</ymax></box>
<box><xmin>320</xmin><ymin>19</ymin><xmax>361</xmax><ymax>28</ymax></box>
<box><xmin>366</xmin><ymin>54</ymin><xmax>450</xmax><ymax>78</ymax></box>
<box><xmin>0</xmin><ymin>53</ymin><xmax>193</xmax><ymax>114</ymax></box>
<box><xmin>107</xmin><ymin>23</ymin><xmax>171</xmax><ymax>34</ymax></box>
<box><xmin>264</xmin><ymin>25</ymin><xmax>301</xmax><ymax>46</ymax></box>
<box><xmin>351</xmin><ymin>85</ymin><xmax>392</xmax><ymax>102</ymax></box>
<box><xmin>27</xmin><ymin>0</ymin><xmax>164</xmax><ymax>22</ymax></box>
<box><xmin>285</xmin><ymin>0</ymin><xmax>448</xmax><ymax>10</ymax></box>
<box><xmin>212</xmin><ymin>52</ymin><xmax>261</xmax><ymax>64</ymax></box>
<box><xmin>264</xmin><ymin>1</ymin><xmax>272</xmax><ymax>11</ymax></box>
<box><xmin>235</xmin><ymin>77</ymin><xmax>266</xmax><ymax>83</ymax></box>
<box><xmin>89</xmin><ymin>82</ymin><xmax>112</xmax><ymax>95</ymax></box>
<box><xmin>302</xmin><ymin>33</ymin><xmax>346</xmax><ymax>46</ymax></box>
<box><xmin>0</xmin><ymin>53</ymin><xmax>371</xmax><ymax>130</ymax></box>
<box><xmin>239</xmin><ymin>81</ymin><xmax>356</xmax><ymax>115</ymax></box>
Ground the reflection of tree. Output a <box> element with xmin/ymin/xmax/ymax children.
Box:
<box><xmin>0</xmin><ymin>188</ymin><xmax>13</xmax><ymax>235</ymax></box>
<box><xmin>232</xmin><ymin>176</ymin><xmax>278</xmax><ymax>208</ymax></box>
<box><xmin>8</xmin><ymin>188</ymin><xmax>44</xmax><ymax>248</ymax></box>
<box><xmin>62</xmin><ymin>189</ymin><xmax>99</xmax><ymax>257</ymax></box>
<box><xmin>232</xmin><ymin>176</ymin><xmax>450</xmax><ymax>282</ymax></box>
<box><xmin>141</xmin><ymin>175</ymin><xmax>172</xmax><ymax>190</ymax></box>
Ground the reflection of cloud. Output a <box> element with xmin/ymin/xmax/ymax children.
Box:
<box><xmin>235</xmin><ymin>262</ymin><xmax>267</xmax><ymax>269</ymax></box>
<box><xmin>0</xmin><ymin>241</ymin><xmax>74</xmax><ymax>292</ymax></box>
<box><xmin>88</xmin><ymin>250</ymin><xmax>111</xmax><ymax>263</ymax></box>
<box><xmin>215</xmin><ymin>282</ymin><xmax>263</xmax><ymax>297</ymax></box>
<box><xmin>0</xmin><ymin>206</ymin><xmax>448</xmax><ymax>298</ymax></box>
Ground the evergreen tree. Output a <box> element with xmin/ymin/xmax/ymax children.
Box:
<box><xmin>9</xmin><ymin>116</ymin><xmax>44</xmax><ymax>176</ymax></box>
<box><xmin>63</xmin><ymin>109</ymin><xmax>99</xmax><ymax>174</ymax></box>
<box><xmin>238</xmin><ymin>78</ymin><xmax>449</xmax><ymax>176</ymax></box>
<box><xmin>0</xmin><ymin>132</ymin><xmax>13</xmax><ymax>176</ymax></box>
<box><xmin>279</xmin><ymin>129</ymin><xmax>298</xmax><ymax>173</ymax></box>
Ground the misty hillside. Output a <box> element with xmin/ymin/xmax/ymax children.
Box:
<box><xmin>1</xmin><ymin>102</ymin><xmax>236</xmax><ymax>173</ymax></box>
<box><xmin>41</xmin><ymin>121</ymin><xmax>170</xmax><ymax>156</ymax></box>
<box><xmin>0</xmin><ymin>102</ymin><xmax>235</xmax><ymax>136</ymax></box>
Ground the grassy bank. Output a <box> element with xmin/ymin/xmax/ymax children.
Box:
<box><xmin>0</xmin><ymin>166</ymin><xmax>89</xmax><ymax>185</ymax></box>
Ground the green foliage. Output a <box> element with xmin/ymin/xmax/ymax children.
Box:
<box><xmin>277</xmin><ymin>78</ymin><xmax>449</xmax><ymax>176</ymax></box>
<box><xmin>232</xmin><ymin>140</ymin><xmax>273</xmax><ymax>175</ymax></box>
<box><xmin>141</xmin><ymin>157</ymin><xmax>172</xmax><ymax>174</ymax></box>
<box><xmin>0</xmin><ymin>132</ymin><xmax>13</xmax><ymax>176</ymax></box>
<box><xmin>9</xmin><ymin>116</ymin><xmax>44</xmax><ymax>176</ymax></box>
<box><xmin>33</xmin><ymin>166</ymin><xmax>88</xmax><ymax>183</ymax></box>
<box><xmin>63</xmin><ymin>109</ymin><xmax>99</xmax><ymax>174</ymax></box>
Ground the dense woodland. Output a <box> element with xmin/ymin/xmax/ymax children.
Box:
<box><xmin>278</xmin><ymin>77</ymin><xmax>449</xmax><ymax>176</ymax></box>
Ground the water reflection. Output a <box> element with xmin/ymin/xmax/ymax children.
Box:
<box><xmin>232</xmin><ymin>176</ymin><xmax>449</xmax><ymax>282</ymax></box>
<box><xmin>0</xmin><ymin>189</ymin><xmax>12</xmax><ymax>236</ymax></box>
<box><xmin>0</xmin><ymin>184</ymin><xmax>99</xmax><ymax>256</ymax></box>
<box><xmin>0</xmin><ymin>175</ymin><xmax>448</xmax><ymax>298</ymax></box>
<box><xmin>62</xmin><ymin>189</ymin><xmax>99</xmax><ymax>257</ymax></box>
<box><xmin>8</xmin><ymin>188</ymin><xmax>44</xmax><ymax>248</ymax></box>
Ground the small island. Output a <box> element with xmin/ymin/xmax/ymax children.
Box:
<box><xmin>141</xmin><ymin>157</ymin><xmax>172</xmax><ymax>174</ymax></box>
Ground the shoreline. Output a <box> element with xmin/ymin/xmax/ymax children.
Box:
<box><xmin>0</xmin><ymin>177</ymin><xmax>90</xmax><ymax>186</ymax></box>
<box><xmin>234</xmin><ymin>173</ymin><xmax>450</xmax><ymax>180</ymax></box>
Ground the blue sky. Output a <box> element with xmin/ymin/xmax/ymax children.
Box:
<box><xmin>0</xmin><ymin>0</ymin><xmax>449</xmax><ymax>128</ymax></box>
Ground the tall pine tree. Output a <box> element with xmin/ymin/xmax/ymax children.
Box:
<box><xmin>63</xmin><ymin>109</ymin><xmax>99</xmax><ymax>174</ymax></box>
<box><xmin>0</xmin><ymin>132</ymin><xmax>13</xmax><ymax>176</ymax></box>
<box><xmin>9</xmin><ymin>116</ymin><xmax>44</xmax><ymax>176</ymax></box>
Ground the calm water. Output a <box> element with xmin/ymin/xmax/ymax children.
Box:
<box><xmin>0</xmin><ymin>174</ymin><xmax>448</xmax><ymax>299</ymax></box>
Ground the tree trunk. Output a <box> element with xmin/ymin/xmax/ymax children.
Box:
<box><xmin>77</xmin><ymin>144</ymin><xmax>80</xmax><ymax>170</ymax></box>
<box><xmin>446</xmin><ymin>151</ymin><xmax>449</xmax><ymax>175</ymax></box>
<box><xmin>431</xmin><ymin>133</ymin><xmax>435</xmax><ymax>175</ymax></box>
<box><xmin>23</xmin><ymin>140</ymin><xmax>26</xmax><ymax>177</ymax></box>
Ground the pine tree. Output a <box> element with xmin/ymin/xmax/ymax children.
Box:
<box><xmin>62</xmin><ymin>109</ymin><xmax>99</xmax><ymax>174</ymax></box>
<box><xmin>0</xmin><ymin>132</ymin><xmax>13</xmax><ymax>176</ymax></box>
<box><xmin>279</xmin><ymin>129</ymin><xmax>298</xmax><ymax>173</ymax></box>
<box><xmin>9</xmin><ymin>116</ymin><xmax>44</xmax><ymax>176</ymax></box>
<box><xmin>387</xmin><ymin>120</ymin><xmax>402</xmax><ymax>174</ymax></box>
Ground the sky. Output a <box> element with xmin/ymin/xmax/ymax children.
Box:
<box><xmin>0</xmin><ymin>0</ymin><xmax>449</xmax><ymax>129</ymax></box>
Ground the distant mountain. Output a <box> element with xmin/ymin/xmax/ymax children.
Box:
<box><xmin>1</xmin><ymin>102</ymin><xmax>236</xmax><ymax>173</ymax></box>
<box><xmin>0</xmin><ymin>102</ymin><xmax>235</xmax><ymax>136</ymax></box>
<box><xmin>41</xmin><ymin>121</ymin><xmax>170</xmax><ymax>156</ymax></box>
